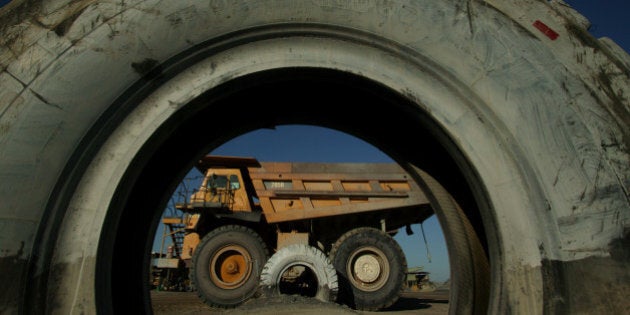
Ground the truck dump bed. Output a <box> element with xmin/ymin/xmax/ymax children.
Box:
<box><xmin>193</xmin><ymin>156</ymin><xmax>433</xmax><ymax>224</ymax></box>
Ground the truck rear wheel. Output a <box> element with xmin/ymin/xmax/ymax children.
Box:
<box><xmin>329</xmin><ymin>227</ymin><xmax>406</xmax><ymax>311</ymax></box>
<box><xmin>191</xmin><ymin>225</ymin><xmax>269</xmax><ymax>308</ymax></box>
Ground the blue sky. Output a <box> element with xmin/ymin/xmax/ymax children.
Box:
<box><xmin>565</xmin><ymin>1</ymin><xmax>629</xmax><ymax>52</ymax></box>
<box><xmin>153</xmin><ymin>2</ymin><xmax>628</xmax><ymax>284</ymax></box>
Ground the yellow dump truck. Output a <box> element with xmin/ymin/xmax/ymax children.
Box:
<box><xmin>168</xmin><ymin>155</ymin><xmax>433</xmax><ymax>310</ymax></box>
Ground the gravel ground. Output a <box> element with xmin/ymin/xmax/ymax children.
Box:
<box><xmin>151</xmin><ymin>290</ymin><xmax>449</xmax><ymax>315</ymax></box>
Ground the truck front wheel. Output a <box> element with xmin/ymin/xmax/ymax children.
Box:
<box><xmin>191</xmin><ymin>225</ymin><xmax>269</xmax><ymax>308</ymax></box>
<box><xmin>329</xmin><ymin>227</ymin><xmax>407</xmax><ymax>311</ymax></box>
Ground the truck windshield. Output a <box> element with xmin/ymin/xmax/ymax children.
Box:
<box><xmin>207</xmin><ymin>174</ymin><xmax>228</xmax><ymax>189</ymax></box>
<box><xmin>229</xmin><ymin>175</ymin><xmax>240</xmax><ymax>189</ymax></box>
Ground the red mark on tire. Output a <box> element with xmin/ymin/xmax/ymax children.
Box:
<box><xmin>533</xmin><ymin>20</ymin><xmax>559</xmax><ymax>40</ymax></box>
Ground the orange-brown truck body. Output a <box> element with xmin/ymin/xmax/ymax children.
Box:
<box><xmin>173</xmin><ymin>156</ymin><xmax>433</xmax><ymax>261</ymax></box>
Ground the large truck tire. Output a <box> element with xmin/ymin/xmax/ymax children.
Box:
<box><xmin>191</xmin><ymin>225</ymin><xmax>269</xmax><ymax>308</ymax></box>
<box><xmin>329</xmin><ymin>227</ymin><xmax>406</xmax><ymax>311</ymax></box>
<box><xmin>406</xmin><ymin>167</ymin><xmax>491</xmax><ymax>314</ymax></box>
<box><xmin>1</xmin><ymin>1</ymin><xmax>629</xmax><ymax>314</ymax></box>
<box><xmin>260</xmin><ymin>244</ymin><xmax>338</xmax><ymax>303</ymax></box>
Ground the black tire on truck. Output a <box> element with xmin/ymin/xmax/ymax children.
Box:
<box><xmin>259</xmin><ymin>244</ymin><xmax>338</xmax><ymax>303</ymax></box>
<box><xmin>191</xmin><ymin>225</ymin><xmax>269</xmax><ymax>308</ymax></box>
<box><xmin>329</xmin><ymin>227</ymin><xmax>406</xmax><ymax>311</ymax></box>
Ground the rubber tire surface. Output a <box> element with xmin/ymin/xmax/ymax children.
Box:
<box><xmin>260</xmin><ymin>244</ymin><xmax>338</xmax><ymax>303</ymax></box>
<box><xmin>1</xmin><ymin>1</ymin><xmax>629</xmax><ymax>314</ymax></box>
<box><xmin>329</xmin><ymin>227</ymin><xmax>407</xmax><ymax>311</ymax></box>
<box><xmin>406</xmin><ymin>167</ymin><xmax>490</xmax><ymax>314</ymax></box>
<box><xmin>191</xmin><ymin>225</ymin><xmax>269</xmax><ymax>308</ymax></box>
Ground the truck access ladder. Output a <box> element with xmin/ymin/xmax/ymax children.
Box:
<box><xmin>160</xmin><ymin>217</ymin><xmax>186</xmax><ymax>259</ymax></box>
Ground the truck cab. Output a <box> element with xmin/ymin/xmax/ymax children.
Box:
<box><xmin>189</xmin><ymin>168</ymin><xmax>253</xmax><ymax>212</ymax></box>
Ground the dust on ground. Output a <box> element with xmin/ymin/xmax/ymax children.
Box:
<box><xmin>151</xmin><ymin>290</ymin><xmax>449</xmax><ymax>315</ymax></box>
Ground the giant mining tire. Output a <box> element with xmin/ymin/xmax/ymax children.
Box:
<box><xmin>329</xmin><ymin>227</ymin><xmax>407</xmax><ymax>311</ymax></box>
<box><xmin>1</xmin><ymin>1</ymin><xmax>629</xmax><ymax>314</ymax></box>
<box><xmin>259</xmin><ymin>244</ymin><xmax>338</xmax><ymax>303</ymax></box>
<box><xmin>191</xmin><ymin>225</ymin><xmax>269</xmax><ymax>308</ymax></box>
<box><xmin>406</xmin><ymin>167</ymin><xmax>491</xmax><ymax>314</ymax></box>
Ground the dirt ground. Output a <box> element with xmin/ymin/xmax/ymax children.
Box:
<box><xmin>151</xmin><ymin>290</ymin><xmax>449</xmax><ymax>315</ymax></box>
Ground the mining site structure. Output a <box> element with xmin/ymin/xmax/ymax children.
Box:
<box><xmin>160</xmin><ymin>217</ymin><xmax>186</xmax><ymax>260</ymax></box>
<box><xmin>171</xmin><ymin>155</ymin><xmax>434</xmax><ymax>310</ymax></box>
<box><xmin>150</xmin><ymin>214</ymin><xmax>187</xmax><ymax>291</ymax></box>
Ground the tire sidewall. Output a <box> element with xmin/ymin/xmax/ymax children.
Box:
<box><xmin>2</xmin><ymin>0</ymin><xmax>626</xmax><ymax>313</ymax></box>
